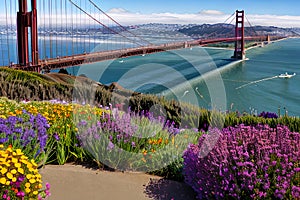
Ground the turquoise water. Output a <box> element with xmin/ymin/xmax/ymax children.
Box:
<box><xmin>219</xmin><ymin>38</ymin><xmax>300</xmax><ymax>116</ymax></box>
<box><xmin>2</xmin><ymin>35</ymin><xmax>299</xmax><ymax>116</ymax></box>
<box><xmin>72</xmin><ymin>38</ymin><xmax>300</xmax><ymax>116</ymax></box>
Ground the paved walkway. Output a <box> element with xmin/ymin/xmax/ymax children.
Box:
<box><xmin>39</xmin><ymin>164</ymin><xmax>196</xmax><ymax>200</ymax></box>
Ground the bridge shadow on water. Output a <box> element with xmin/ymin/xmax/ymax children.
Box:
<box><xmin>144</xmin><ymin>178</ymin><xmax>197</xmax><ymax>200</ymax></box>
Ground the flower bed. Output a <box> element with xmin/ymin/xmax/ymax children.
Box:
<box><xmin>1</xmin><ymin>97</ymin><xmax>300</xmax><ymax>199</ymax></box>
<box><xmin>183</xmin><ymin>124</ymin><xmax>300</xmax><ymax>199</ymax></box>
<box><xmin>0</xmin><ymin>145</ymin><xmax>50</xmax><ymax>199</ymax></box>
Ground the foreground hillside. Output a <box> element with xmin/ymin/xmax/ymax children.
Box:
<box><xmin>1</xmin><ymin>67</ymin><xmax>300</xmax><ymax>132</ymax></box>
<box><xmin>0</xmin><ymin>67</ymin><xmax>299</xmax><ymax>199</ymax></box>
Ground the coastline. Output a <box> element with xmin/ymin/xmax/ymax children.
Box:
<box><xmin>245</xmin><ymin>37</ymin><xmax>290</xmax><ymax>52</ymax></box>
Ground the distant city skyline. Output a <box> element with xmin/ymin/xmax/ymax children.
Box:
<box><xmin>0</xmin><ymin>0</ymin><xmax>300</xmax><ymax>27</ymax></box>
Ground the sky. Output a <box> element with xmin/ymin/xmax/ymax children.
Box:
<box><xmin>1</xmin><ymin>0</ymin><xmax>300</xmax><ymax>27</ymax></box>
<box><xmin>101</xmin><ymin>0</ymin><xmax>300</xmax><ymax>27</ymax></box>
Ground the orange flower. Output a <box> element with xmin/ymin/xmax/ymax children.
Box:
<box><xmin>15</xmin><ymin>110</ymin><xmax>22</xmax><ymax>115</ymax></box>
<box><xmin>143</xmin><ymin>150</ymin><xmax>147</xmax><ymax>156</ymax></box>
<box><xmin>157</xmin><ymin>138</ymin><xmax>162</xmax><ymax>144</ymax></box>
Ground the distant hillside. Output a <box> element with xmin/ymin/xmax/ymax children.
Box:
<box><xmin>177</xmin><ymin>23</ymin><xmax>297</xmax><ymax>39</ymax></box>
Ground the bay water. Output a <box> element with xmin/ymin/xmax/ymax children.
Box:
<box><xmin>1</xmin><ymin>35</ymin><xmax>299</xmax><ymax>116</ymax></box>
<box><xmin>71</xmin><ymin>38</ymin><xmax>300</xmax><ymax>116</ymax></box>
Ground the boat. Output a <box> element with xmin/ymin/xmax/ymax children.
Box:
<box><xmin>278</xmin><ymin>72</ymin><xmax>296</xmax><ymax>79</ymax></box>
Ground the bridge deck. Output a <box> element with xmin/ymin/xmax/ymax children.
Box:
<box><xmin>13</xmin><ymin>36</ymin><xmax>279</xmax><ymax>72</ymax></box>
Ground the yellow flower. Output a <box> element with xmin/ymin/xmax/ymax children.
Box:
<box><xmin>26</xmin><ymin>174</ymin><xmax>32</xmax><ymax>179</ymax></box>
<box><xmin>29</xmin><ymin>178</ymin><xmax>36</xmax><ymax>184</ymax></box>
<box><xmin>16</xmin><ymin>149</ymin><xmax>23</xmax><ymax>156</ymax></box>
<box><xmin>21</xmin><ymin>158</ymin><xmax>28</xmax><ymax>164</ymax></box>
<box><xmin>6</xmin><ymin>172</ymin><xmax>13</xmax><ymax>179</ymax></box>
<box><xmin>6</xmin><ymin>147</ymin><xmax>12</xmax><ymax>153</ymax></box>
<box><xmin>25</xmin><ymin>182</ymin><xmax>30</xmax><ymax>188</ymax></box>
<box><xmin>31</xmin><ymin>159</ymin><xmax>38</xmax><ymax>167</ymax></box>
<box><xmin>11</xmin><ymin>169</ymin><xmax>17</xmax><ymax>174</ymax></box>
<box><xmin>15</xmin><ymin>163</ymin><xmax>21</xmax><ymax>168</ymax></box>
<box><xmin>25</xmin><ymin>188</ymin><xmax>31</xmax><ymax>193</ymax></box>
<box><xmin>35</xmin><ymin>174</ymin><xmax>41</xmax><ymax>179</ymax></box>
<box><xmin>17</xmin><ymin>167</ymin><xmax>24</xmax><ymax>174</ymax></box>
<box><xmin>33</xmin><ymin>191</ymin><xmax>38</xmax><ymax>195</ymax></box>
<box><xmin>0</xmin><ymin>177</ymin><xmax>6</xmax><ymax>184</ymax></box>
<box><xmin>1</xmin><ymin>167</ymin><xmax>7</xmax><ymax>174</ymax></box>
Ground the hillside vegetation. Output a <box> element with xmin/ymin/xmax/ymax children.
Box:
<box><xmin>0</xmin><ymin>67</ymin><xmax>300</xmax><ymax>132</ymax></box>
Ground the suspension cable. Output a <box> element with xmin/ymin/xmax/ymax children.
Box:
<box><xmin>88</xmin><ymin>0</ymin><xmax>153</xmax><ymax>46</ymax></box>
<box><xmin>245</xmin><ymin>15</ymin><xmax>259</xmax><ymax>37</ymax></box>
<box><xmin>204</xmin><ymin>12</ymin><xmax>236</xmax><ymax>39</ymax></box>
<box><xmin>68</xmin><ymin>0</ymin><xmax>146</xmax><ymax>47</ymax></box>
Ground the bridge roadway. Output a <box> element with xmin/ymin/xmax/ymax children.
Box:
<box><xmin>13</xmin><ymin>35</ymin><xmax>281</xmax><ymax>72</ymax></box>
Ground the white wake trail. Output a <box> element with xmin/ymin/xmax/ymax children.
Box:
<box><xmin>235</xmin><ymin>75</ymin><xmax>279</xmax><ymax>90</ymax></box>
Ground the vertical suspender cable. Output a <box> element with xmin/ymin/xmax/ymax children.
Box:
<box><xmin>5</xmin><ymin>0</ymin><xmax>10</xmax><ymax>65</ymax></box>
<box><xmin>88</xmin><ymin>1</ymin><xmax>91</xmax><ymax>52</ymax></box>
<box><xmin>10</xmin><ymin>0</ymin><xmax>13</xmax><ymax>62</ymax></box>
<box><xmin>93</xmin><ymin>6</ymin><xmax>96</xmax><ymax>51</ymax></box>
<box><xmin>65</xmin><ymin>0</ymin><xmax>68</xmax><ymax>56</ymax></box>
<box><xmin>71</xmin><ymin>1</ymin><xmax>74</xmax><ymax>56</ymax></box>
<box><xmin>60</xmin><ymin>0</ymin><xmax>63</xmax><ymax>56</ymax></box>
<box><xmin>49</xmin><ymin>0</ymin><xmax>53</xmax><ymax>58</ymax></box>
<box><xmin>55</xmin><ymin>0</ymin><xmax>58</xmax><ymax>57</ymax></box>
<box><xmin>15</xmin><ymin>0</ymin><xmax>19</xmax><ymax>64</ymax></box>
<box><xmin>43</xmin><ymin>0</ymin><xmax>46</xmax><ymax>59</ymax></box>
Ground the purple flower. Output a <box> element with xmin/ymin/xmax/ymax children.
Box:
<box><xmin>16</xmin><ymin>191</ymin><xmax>25</xmax><ymax>198</ymax></box>
<box><xmin>292</xmin><ymin>186</ymin><xmax>300</xmax><ymax>198</ymax></box>
<box><xmin>53</xmin><ymin>133</ymin><xmax>60</xmax><ymax>141</ymax></box>
<box><xmin>107</xmin><ymin>141</ymin><xmax>115</xmax><ymax>150</ymax></box>
<box><xmin>271</xmin><ymin>161</ymin><xmax>277</xmax><ymax>166</ymax></box>
<box><xmin>258</xmin><ymin>111</ymin><xmax>278</xmax><ymax>118</ymax></box>
<box><xmin>78</xmin><ymin>120</ymin><xmax>87</xmax><ymax>127</ymax></box>
<box><xmin>46</xmin><ymin>182</ymin><xmax>51</xmax><ymax>190</ymax></box>
<box><xmin>17</xmin><ymin>175</ymin><xmax>25</xmax><ymax>182</ymax></box>
<box><xmin>131</xmin><ymin>141</ymin><xmax>136</xmax><ymax>147</ymax></box>
<box><xmin>183</xmin><ymin>124</ymin><xmax>300</xmax><ymax>199</ymax></box>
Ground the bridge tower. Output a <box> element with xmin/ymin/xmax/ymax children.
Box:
<box><xmin>17</xmin><ymin>0</ymin><xmax>39</xmax><ymax>71</ymax></box>
<box><xmin>232</xmin><ymin>10</ymin><xmax>245</xmax><ymax>60</ymax></box>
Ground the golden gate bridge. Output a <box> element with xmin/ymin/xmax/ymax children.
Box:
<box><xmin>0</xmin><ymin>0</ymin><xmax>284</xmax><ymax>72</ymax></box>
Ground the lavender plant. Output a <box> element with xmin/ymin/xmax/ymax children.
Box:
<box><xmin>0</xmin><ymin>110</ymin><xmax>49</xmax><ymax>166</ymax></box>
<box><xmin>183</xmin><ymin>124</ymin><xmax>300</xmax><ymax>199</ymax></box>
<box><xmin>258</xmin><ymin>111</ymin><xmax>278</xmax><ymax>119</ymax></box>
<box><xmin>76</xmin><ymin>109</ymin><xmax>198</xmax><ymax>172</ymax></box>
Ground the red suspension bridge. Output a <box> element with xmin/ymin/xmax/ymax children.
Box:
<box><xmin>0</xmin><ymin>0</ymin><xmax>284</xmax><ymax>72</ymax></box>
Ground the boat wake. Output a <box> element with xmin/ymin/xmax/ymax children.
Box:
<box><xmin>236</xmin><ymin>75</ymin><xmax>279</xmax><ymax>90</ymax></box>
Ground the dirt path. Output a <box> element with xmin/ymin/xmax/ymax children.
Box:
<box><xmin>39</xmin><ymin>164</ymin><xmax>196</xmax><ymax>200</ymax></box>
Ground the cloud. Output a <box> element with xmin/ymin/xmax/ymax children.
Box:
<box><xmin>1</xmin><ymin>8</ymin><xmax>300</xmax><ymax>28</ymax></box>
<box><xmin>104</xmin><ymin>9</ymin><xmax>300</xmax><ymax>28</ymax></box>
<box><xmin>106</xmin><ymin>10</ymin><xmax>229</xmax><ymax>25</ymax></box>
<box><xmin>199</xmin><ymin>10</ymin><xmax>224</xmax><ymax>15</ymax></box>
<box><xmin>246</xmin><ymin>14</ymin><xmax>300</xmax><ymax>27</ymax></box>
<box><xmin>107</xmin><ymin>8</ymin><xmax>130</xmax><ymax>14</ymax></box>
